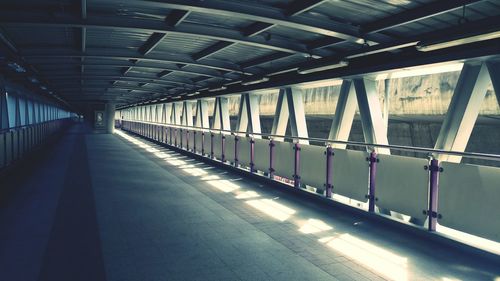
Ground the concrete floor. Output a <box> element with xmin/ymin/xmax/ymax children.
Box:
<box><xmin>0</xmin><ymin>123</ymin><xmax>499</xmax><ymax>281</ymax></box>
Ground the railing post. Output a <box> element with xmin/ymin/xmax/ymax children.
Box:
<box><xmin>269</xmin><ymin>140</ymin><xmax>275</xmax><ymax>178</ymax></box>
<box><xmin>193</xmin><ymin>131</ymin><xmax>197</xmax><ymax>152</ymax></box>
<box><xmin>221</xmin><ymin>134</ymin><xmax>226</xmax><ymax>162</ymax></box>
<box><xmin>293</xmin><ymin>142</ymin><xmax>301</xmax><ymax>188</ymax></box>
<box><xmin>201</xmin><ymin>132</ymin><xmax>205</xmax><ymax>155</ymax></box>
<box><xmin>210</xmin><ymin>132</ymin><xmax>214</xmax><ymax>159</ymax></box>
<box><xmin>368</xmin><ymin>151</ymin><xmax>378</xmax><ymax>213</ymax></box>
<box><xmin>174</xmin><ymin>128</ymin><xmax>178</xmax><ymax>147</ymax></box>
<box><xmin>325</xmin><ymin>146</ymin><xmax>334</xmax><ymax>198</ymax></box>
<box><xmin>427</xmin><ymin>158</ymin><xmax>441</xmax><ymax>231</ymax></box>
<box><xmin>250</xmin><ymin>138</ymin><xmax>255</xmax><ymax>173</ymax></box>
<box><xmin>234</xmin><ymin>135</ymin><xmax>239</xmax><ymax>167</ymax></box>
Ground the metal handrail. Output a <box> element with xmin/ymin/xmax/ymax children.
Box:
<box><xmin>122</xmin><ymin>119</ymin><xmax>500</xmax><ymax>162</ymax></box>
<box><xmin>0</xmin><ymin>118</ymin><xmax>71</xmax><ymax>134</ymax></box>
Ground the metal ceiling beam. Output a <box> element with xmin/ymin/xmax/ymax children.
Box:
<box><xmin>0</xmin><ymin>16</ymin><xmax>329</xmax><ymax>57</ymax></box>
<box><xmin>127</xmin><ymin>10</ymin><xmax>189</xmax><ymax>73</ymax></box>
<box><xmin>41</xmin><ymin>69</ymin><xmax>196</xmax><ymax>84</ymax></box>
<box><xmin>50</xmin><ymin>80</ymin><xmax>180</xmax><ymax>90</ymax></box>
<box><xmin>36</xmin><ymin>61</ymin><xmax>225</xmax><ymax>79</ymax></box>
<box><xmin>284</xmin><ymin>0</ymin><xmax>328</xmax><ymax>17</ymax></box>
<box><xmin>361</xmin><ymin>0</ymin><xmax>486</xmax><ymax>34</ymax></box>
<box><xmin>241</xmin><ymin>22</ymin><xmax>274</xmax><ymax>37</ymax></box>
<box><xmin>20</xmin><ymin>48</ymin><xmax>250</xmax><ymax>74</ymax></box>
<box><xmin>57</xmin><ymin>86</ymin><xmax>164</xmax><ymax>94</ymax></box>
<box><xmin>139</xmin><ymin>33</ymin><xmax>166</xmax><ymax>56</ymax></box>
<box><xmin>189</xmin><ymin>0</ymin><xmax>328</xmax><ymax>62</ymax></box>
<box><xmin>191</xmin><ymin>41</ymin><xmax>233</xmax><ymax>61</ymax></box>
<box><xmin>44</xmin><ymin>75</ymin><xmax>193</xmax><ymax>86</ymax></box>
<box><xmin>80</xmin><ymin>0</ymin><xmax>87</xmax><ymax>78</ymax></box>
<box><xmin>157</xmin><ymin>70</ymin><xmax>172</xmax><ymax>78</ymax></box>
<box><xmin>97</xmin><ymin>0</ymin><xmax>374</xmax><ymax>42</ymax></box>
<box><xmin>166</xmin><ymin>10</ymin><xmax>191</xmax><ymax>27</ymax></box>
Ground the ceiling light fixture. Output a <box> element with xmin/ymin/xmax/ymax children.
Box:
<box><xmin>297</xmin><ymin>59</ymin><xmax>349</xmax><ymax>75</ymax></box>
<box><xmin>28</xmin><ymin>76</ymin><xmax>39</xmax><ymax>83</ymax></box>
<box><xmin>208</xmin><ymin>85</ymin><xmax>227</xmax><ymax>92</ymax></box>
<box><xmin>416</xmin><ymin>30</ymin><xmax>500</xmax><ymax>52</ymax></box>
<box><xmin>241</xmin><ymin>76</ymin><xmax>270</xmax><ymax>86</ymax></box>
<box><xmin>7</xmin><ymin>62</ymin><xmax>26</xmax><ymax>73</ymax></box>
<box><xmin>187</xmin><ymin>91</ymin><xmax>200</xmax><ymax>97</ymax></box>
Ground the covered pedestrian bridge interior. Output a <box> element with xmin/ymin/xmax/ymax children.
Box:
<box><xmin>1</xmin><ymin>0</ymin><xmax>500</xmax><ymax>280</ymax></box>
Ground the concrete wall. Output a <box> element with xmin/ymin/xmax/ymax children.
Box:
<box><xmin>218</xmin><ymin>72</ymin><xmax>499</xmax><ymax>117</ymax></box>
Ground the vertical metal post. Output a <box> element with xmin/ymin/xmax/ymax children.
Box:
<box><xmin>250</xmin><ymin>139</ymin><xmax>255</xmax><ymax>173</ymax></box>
<box><xmin>234</xmin><ymin>136</ymin><xmax>239</xmax><ymax>167</ymax></box>
<box><xmin>368</xmin><ymin>151</ymin><xmax>378</xmax><ymax>213</ymax></box>
<box><xmin>210</xmin><ymin>132</ymin><xmax>214</xmax><ymax>159</ymax></box>
<box><xmin>193</xmin><ymin>130</ymin><xmax>196</xmax><ymax>152</ymax></box>
<box><xmin>201</xmin><ymin>132</ymin><xmax>205</xmax><ymax>155</ymax></box>
<box><xmin>293</xmin><ymin>143</ymin><xmax>301</xmax><ymax>188</ymax></box>
<box><xmin>221</xmin><ymin>134</ymin><xmax>226</xmax><ymax>162</ymax></box>
<box><xmin>325</xmin><ymin>146</ymin><xmax>334</xmax><ymax>198</ymax></box>
<box><xmin>269</xmin><ymin>140</ymin><xmax>275</xmax><ymax>178</ymax></box>
<box><xmin>428</xmin><ymin>159</ymin><xmax>441</xmax><ymax>231</ymax></box>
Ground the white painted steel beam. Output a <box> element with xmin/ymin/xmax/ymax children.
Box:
<box><xmin>164</xmin><ymin>104</ymin><xmax>172</xmax><ymax>124</ymax></box>
<box><xmin>353</xmin><ymin>78</ymin><xmax>390</xmax><ymax>154</ymax></box>
<box><xmin>236</xmin><ymin>93</ymin><xmax>262</xmax><ymax>136</ymax></box>
<box><xmin>182</xmin><ymin>101</ymin><xmax>193</xmax><ymax>126</ymax></box>
<box><xmin>285</xmin><ymin>87</ymin><xmax>309</xmax><ymax>144</ymax></box>
<box><xmin>486</xmin><ymin>61</ymin><xmax>500</xmax><ymax>108</ymax></box>
<box><xmin>195</xmin><ymin>100</ymin><xmax>210</xmax><ymax>128</ymax></box>
<box><xmin>434</xmin><ymin>62</ymin><xmax>491</xmax><ymax>163</ymax></box>
<box><xmin>271</xmin><ymin>89</ymin><xmax>289</xmax><ymax>142</ymax></box>
<box><xmin>328</xmin><ymin>80</ymin><xmax>357</xmax><ymax>149</ymax></box>
<box><xmin>212</xmin><ymin>97</ymin><xmax>230</xmax><ymax>130</ymax></box>
<box><xmin>246</xmin><ymin>93</ymin><xmax>262</xmax><ymax>136</ymax></box>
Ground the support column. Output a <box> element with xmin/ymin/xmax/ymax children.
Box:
<box><xmin>164</xmin><ymin>104</ymin><xmax>172</xmax><ymax>124</ymax></box>
<box><xmin>236</xmin><ymin>94</ymin><xmax>248</xmax><ymax>133</ymax></box>
<box><xmin>182</xmin><ymin>101</ymin><xmax>193</xmax><ymax>126</ymax></box>
<box><xmin>172</xmin><ymin>103</ymin><xmax>181</xmax><ymax>125</ymax></box>
<box><xmin>212</xmin><ymin>97</ymin><xmax>230</xmax><ymax>131</ymax></box>
<box><xmin>195</xmin><ymin>100</ymin><xmax>210</xmax><ymax>128</ymax></box>
<box><xmin>105</xmin><ymin>102</ymin><xmax>116</xmax><ymax>134</ymax></box>
<box><xmin>246</xmin><ymin>93</ymin><xmax>262</xmax><ymax>136</ymax></box>
<box><xmin>434</xmin><ymin>63</ymin><xmax>491</xmax><ymax>163</ymax></box>
<box><xmin>354</xmin><ymin>78</ymin><xmax>390</xmax><ymax>154</ymax></box>
<box><xmin>487</xmin><ymin>62</ymin><xmax>500</xmax><ymax>108</ymax></box>
<box><xmin>271</xmin><ymin>89</ymin><xmax>289</xmax><ymax>142</ymax></box>
<box><xmin>236</xmin><ymin>93</ymin><xmax>262</xmax><ymax>136</ymax></box>
<box><xmin>0</xmin><ymin>78</ymin><xmax>9</xmax><ymax>130</ymax></box>
<box><xmin>285</xmin><ymin>87</ymin><xmax>309</xmax><ymax>144</ymax></box>
<box><xmin>328</xmin><ymin>80</ymin><xmax>357</xmax><ymax>149</ymax></box>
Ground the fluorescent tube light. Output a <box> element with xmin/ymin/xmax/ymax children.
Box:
<box><xmin>187</xmin><ymin>91</ymin><xmax>200</xmax><ymax>96</ymax></box>
<box><xmin>7</xmin><ymin>62</ymin><xmax>26</xmax><ymax>73</ymax></box>
<box><xmin>208</xmin><ymin>85</ymin><xmax>227</xmax><ymax>92</ymax></box>
<box><xmin>297</xmin><ymin>60</ymin><xmax>349</xmax><ymax>74</ymax></box>
<box><xmin>241</xmin><ymin>76</ymin><xmax>269</xmax><ymax>86</ymax></box>
<box><xmin>416</xmin><ymin>30</ymin><xmax>500</xmax><ymax>52</ymax></box>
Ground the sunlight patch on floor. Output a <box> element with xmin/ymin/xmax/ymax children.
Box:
<box><xmin>246</xmin><ymin>199</ymin><xmax>296</xmax><ymax>222</ymax></box>
<box><xmin>320</xmin><ymin>233</ymin><xmax>408</xmax><ymax>281</ymax></box>
<box><xmin>299</xmin><ymin>219</ymin><xmax>333</xmax><ymax>234</ymax></box>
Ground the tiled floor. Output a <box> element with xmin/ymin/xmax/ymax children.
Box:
<box><xmin>0</xmin><ymin>124</ymin><xmax>499</xmax><ymax>281</ymax></box>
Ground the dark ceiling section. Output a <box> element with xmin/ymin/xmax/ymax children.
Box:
<box><xmin>0</xmin><ymin>0</ymin><xmax>499</xmax><ymax>111</ymax></box>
